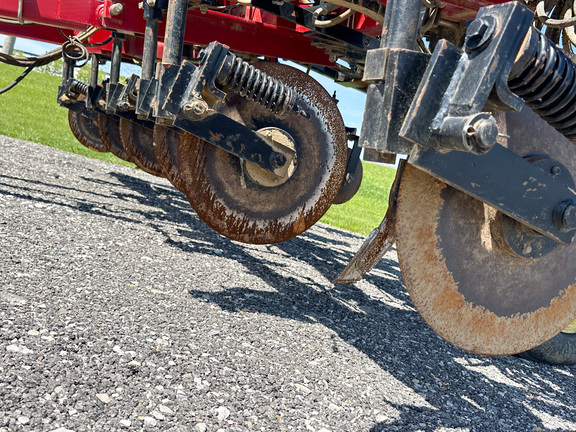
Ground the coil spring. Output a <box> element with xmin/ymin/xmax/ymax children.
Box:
<box><xmin>508</xmin><ymin>30</ymin><xmax>576</xmax><ymax>141</ymax></box>
<box><xmin>223</xmin><ymin>56</ymin><xmax>294</xmax><ymax>116</ymax></box>
<box><xmin>69</xmin><ymin>80</ymin><xmax>89</xmax><ymax>96</ymax></box>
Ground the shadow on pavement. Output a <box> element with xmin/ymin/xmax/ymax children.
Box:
<box><xmin>1</xmin><ymin>168</ymin><xmax>575</xmax><ymax>431</ymax></box>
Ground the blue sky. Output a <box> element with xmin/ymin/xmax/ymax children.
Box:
<box><xmin>0</xmin><ymin>34</ymin><xmax>367</xmax><ymax>132</ymax></box>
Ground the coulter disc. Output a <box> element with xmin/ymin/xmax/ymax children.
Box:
<box><xmin>118</xmin><ymin>117</ymin><xmax>163</xmax><ymax>176</ymax></box>
<box><xmin>96</xmin><ymin>114</ymin><xmax>131</xmax><ymax>162</ymax></box>
<box><xmin>153</xmin><ymin>124</ymin><xmax>187</xmax><ymax>192</ymax></box>
<box><xmin>68</xmin><ymin>109</ymin><xmax>108</xmax><ymax>153</ymax></box>
<box><xmin>395</xmin><ymin>107</ymin><xmax>576</xmax><ymax>355</ymax></box>
<box><xmin>176</xmin><ymin>62</ymin><xmax>347</xmax><ymax>244</ymax></box>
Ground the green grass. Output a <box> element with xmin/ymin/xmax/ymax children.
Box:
<box><xmin>0</xmin><ymin>62</ymin><xmax>396</xmax><ymax>235</ymax></box>
<box><xmin>0</xmin><ymin>63</ymin><xmax>133</xmax><ymax>167</ymax></box>
<box><xmin>321</xmin><ymin>162</ymin><xmax>395</xmax><ymax>234</ymax></box>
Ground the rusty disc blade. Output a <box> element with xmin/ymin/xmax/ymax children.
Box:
<box><xmin>96</xmin><ymin>114</ymin><xmax>131</xmax><ymax>162</ymax></box>
<box><xmin>396</xmin><ymin>107</ymin><xmax>576</xmax><ymax>356</ymax></box>
<box><xmin>176</xmin><ymin>62</ymin><xmax>347</xmax><ymax>244</ymax></box>
<box><xmin>68</xmin><ymin>109</ymin><xmax>108</xmax><ymax>153</ymax></box>
<box><xmin>153</xmin><ymin>124</ymin><xmax>187</xmax><ymax>192</ymax></box>
<box><xmin>118</xmin><ymin>117</ymin><xmax>163</xmax><ymax>176</ymax></box>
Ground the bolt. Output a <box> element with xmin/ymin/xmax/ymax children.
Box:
<box><xmin>184</xmin><ymin>99</ymin><xmax>209</xmax><ymax>118</ymax></box>
<box><xmin>552</xmin><ymin>166</ymin><xmax>562</xmax><ymax>176</ymax></box>
<box><xmin>468</xmin><ymin>117</ymin><xmax>498</xmax><ymax>152</ymax></box>
<box><xmin>269</xmin><ymin>152</ymin><xmax>287</xmax><ymax>169</ymax></box>
<box><xmin>117</xmin><ymin>100</ymin><xmax>131</xmax><ymax>111</ymax></box>
<box><xmin>109</xmin><ymin>3</ymin><xmax>124</xmax><ymax>16</ymax></box>
<box><xmin>562</xmin><ymin>203</ymin><xmax>576</xmax><ymax>231</ymax></box>
<box><xmin>554</xmin><ymin>200</ymin><xmax>576</xmax><ymax>231</ymax></box>
<box><xmin>197</xmin><ymin>49</ymin><xmax>207</xmax><ymax>64</ymax></box>
<box><xmin>146</xmin><ymin>0</ymin><xmax>156</xmax><ymax>6</ymax></box>
<box><xmin>465</xmin><ymin>15</ymin><xmax>497</xmax><ymax>51</ymax></box>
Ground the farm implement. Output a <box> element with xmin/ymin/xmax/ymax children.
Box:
<box><xmin>2</xmin><ymin>0</ymin><xmax>576</xmax><ymax>364</ymax></box>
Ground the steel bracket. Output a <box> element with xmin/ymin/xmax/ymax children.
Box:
<box><xmin>153</xmin><ymin>64</ymin><xmax>181</xmax><ymax>121</ymax></box>
<box><xmin>136</xmin><ymin>77</ymin><xmax>158</xmax><ymax>116</ymax></box>
<box><xmin>410</xmin><ymin>141</ymin><xmax>576</xmax><ymax>245</ymax></box>
<box><xmin>360</xmin><ymin>49</ymin><xmax>429</xmax><ymax>154</ymax></box>
<box><xmin>173</xmin><ymin>114</ymin><xmax>296</xmax><ymax>177</ymax></box>
<box><xmin>105</xmin><ymin>74</ymin><xmax>138</xmax><ymax>113</ymax></box>
<box><xmin>400</xmin><ymin>2</ymin><xmax>534</xmax><ymax>153</ymax></box>
<box><xmin>162</xmin><ymin>41</ymin><xmax>230</xmax><ymax>118</ymax></box>
<box><xmin>344</xmin><ymin>127</ymin><xmax>362</xmax><ymax>178</ymax></box>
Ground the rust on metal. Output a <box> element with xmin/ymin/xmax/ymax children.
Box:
<box><xmin>68</xmin><ymin>109</ymin><xmax>108</xmax><ymax>153</ymax></box>
<box><xmin>96</xmin><ymin>114</ymin><xmax>131</xmax><ymax>162</ymax></box>
<box><xmin>395</xmin><ymin>107</ymin><xmax>576</xmax><ymax>356</ymax></box>
<box><xmin>153</xmin><ymin>123</ymin><xmax>187</xmax><ymax>192</ymax></box>
<box><xmin>118</xmin><ymin>117</ymin><xmax>163</xmax><ymax>176</ymax></box>
<box><xmin>334</xmin><ymin>160</ymin><xmax>405</xmax><ymax>283</ymax></box>
<box><xmin>176</xmin><ymin>62</ymin><xmax>347</xmax><ymax>244</ymax></box>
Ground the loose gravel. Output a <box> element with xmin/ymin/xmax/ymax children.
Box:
<box><xmin>1</xmin><ymin>135</ymin><xmax>576</xmax><ymax>432</ymax></box>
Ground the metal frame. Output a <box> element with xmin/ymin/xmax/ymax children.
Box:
<box><xmin>7</xmin><ymin>0</ymin><xmax>576</xmax><ymax>244</ymax></box>
<box><xmin>0</xmin><ymin>0</ymin><xmax>512</xmax><ymax>66</ymax></box>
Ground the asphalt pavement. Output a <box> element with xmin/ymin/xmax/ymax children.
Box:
<box><xmin>1</xmin><ymin>135</ymin><xmax>576</xmax><ymax>432</ymax></box>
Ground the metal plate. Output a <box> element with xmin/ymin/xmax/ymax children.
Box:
<box><xmin>96</xmin><ymin>114</ymin><xmax>131</xmax><ymax>162</ymax></box>
<box><xmin>68</xmin><ymin>109</ymin><xmax>108</xmax><ymax>153</ymax></box>
<box><xmin>118</xmin><ymin>117</ymin><xmax>163</xmax><ymax>176</ymax></box>
<box><xmin>153</xmin><ymin>124</ymin><xmax>187</xmax><ymax>192</ymax></box>
<box><xmin>334</xmin><ymin>160</ymin><xmax>405</xmax><ymax>284</ymax></box>
<box><xmin>396</xmin><ymin>107</ymin><xmax>576</xmax><ymax>355</ymax></box>
<box><xmin>332</xmin><ymin>149</ymin><xmax>363</xmax><ymax>205</ymax></box>
<box><xmin>176</xmin><ymin>62</ymin><xmax>347</xmax><ymax>244</ymax></box>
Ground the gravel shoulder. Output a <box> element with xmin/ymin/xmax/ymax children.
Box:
<box><xmin>1</xmin><ymin>136</ymin><xmax>576</xmax><ymax>432</ymax></box>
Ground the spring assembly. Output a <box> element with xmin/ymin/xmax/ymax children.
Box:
<box><xmin>69</xmin><ymin>80</ymin><xmax>89</xmax><ymax>96</ymax></box>
<box><xmin>509</xmin><ymin>27</ymin><xmax>576</xmax><ymax>141</ymax></box>
<box><xmin>220</xmin><ymin>55</ymin><xmax>295</xmax><ymax>116</ymax></box>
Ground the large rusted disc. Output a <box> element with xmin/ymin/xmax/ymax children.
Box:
<box><xmin>118</xmin><ymin>117</ymin><xmax>163</xmax><ymax>176</ymax></box>
<box><xmin>68</xmin><ymin>109</ymin><xmax>108</xmax><ymax>153</ymax></box>
<box><xmin>396</xmin><ymin>107</ymin><xmax>576</xmax><ymax>356</ymax></box>
<box><xmin>153</xmin><ymin>124</ymin><xmax>187</xmax><ymax>192</ymax></box>
<box><xmin>177</xmin><ymin>62</ymin><xmax>347</xmax><ymax>244</ymax></box>
<box><xmin>96</xmin><ymin>114</ymin><xmax>131</xmax><ymax>162</ymax></box>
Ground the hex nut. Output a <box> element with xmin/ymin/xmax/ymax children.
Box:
<box><xmin>562</xmin><ymin>204</ymin><xmax>576</xmax><ymax>231</ymax></box>
<box><xmin>465</xmin><ymin>15</ymin><xmax>497</xmax><ymax>51</ymax></box>
<box><xmin>109</xmin><ymin>3</ymin><xmax>124</xmax><ymax>16</ymax></box>
<box><xmin>184</xmin><ymin>100</ymin><xmax>209</xmax><ymax>119</ymax></box>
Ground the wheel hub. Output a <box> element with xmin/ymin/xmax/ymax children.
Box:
<box><xmin>492</xmin><ymin>157</ymin><xmax>573</xmax><ymax>259</ymax></box>
<box><xmin>244</xmin><ymin>127</ymin><xmax>297</xmax><ymax>187</ymax></box>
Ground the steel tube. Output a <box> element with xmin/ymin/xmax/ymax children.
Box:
<box><xmin>90</xmin><ymin>54</ymin><xmax>99</xmax><ymax>88</ymax></box>
<box><xmin>383</xmin><ymin>0</ymin><xmax>423</xmax><ymax>50</ymax></box>
<box><xmin>141</xmin><ymin>19</ymin><xmax>159</xmax><ymax>80</ymax></box>
<box><xmin>110</xmin><ymin>35</ymin><xmax>123</xmax><ymax>85</ymax></box>
<box><xmin>162</xmin><ymin>0</ymin><xmax>188</xmax><ymax>66</ymax></box>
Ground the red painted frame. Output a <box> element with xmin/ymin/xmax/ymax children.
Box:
<box><xmin>0</xmin><ymin>0</ymin><xmax>513</xmax><ymax>66</ymax></box>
